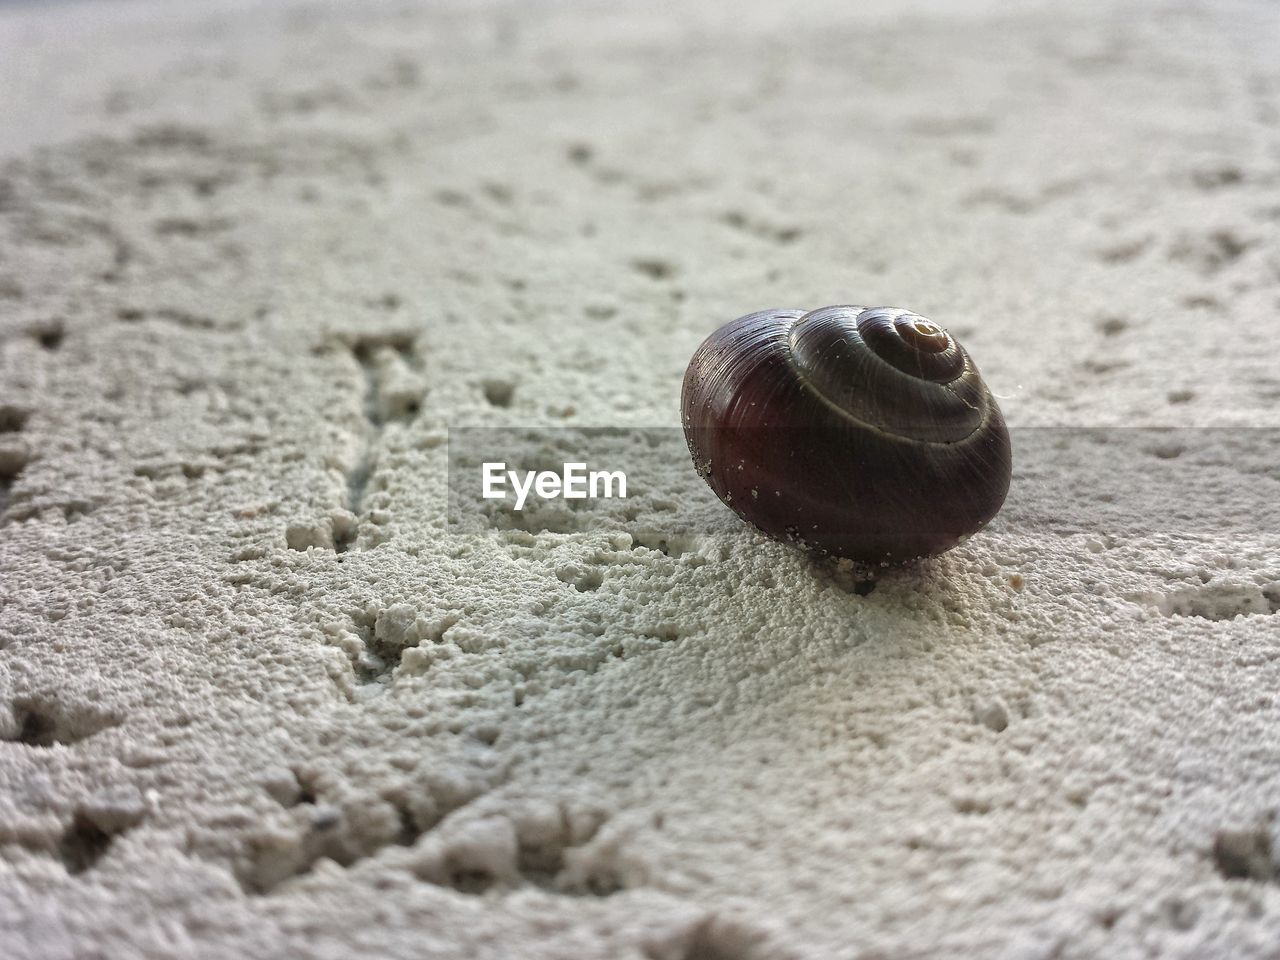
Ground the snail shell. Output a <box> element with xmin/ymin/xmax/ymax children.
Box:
<box><xmin>681</xmin><ymin>305</ymin><xmax>1011</xmax><ymax>565</ymax></box>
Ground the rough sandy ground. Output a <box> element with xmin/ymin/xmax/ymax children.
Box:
<box><xmin>2</xmin><ymin>1</ymin><xmax>1280</xmax><ymax>957</ymax></box>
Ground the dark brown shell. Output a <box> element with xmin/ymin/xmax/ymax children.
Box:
<box><xmin>681</xmin><ymin>305</ymin><xmax>1011</xmax><ymax>564</ymax></box>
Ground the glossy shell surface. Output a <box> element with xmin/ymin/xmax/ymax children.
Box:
<box><xmin>681</xmin><ymin>305</ymin><xmax>1012</xmax><ymax>564</ymax></box>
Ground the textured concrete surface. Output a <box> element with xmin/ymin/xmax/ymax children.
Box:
<box><xmin>2</xmin><ymin>1</ymin><xmax>1280</xmax><ymax>957</ymax></box>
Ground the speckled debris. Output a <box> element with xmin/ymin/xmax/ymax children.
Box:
<box><xmin>2</xmin><ymin>0</ymin><xmax>1280</xmax><ymax>958</ymax></box>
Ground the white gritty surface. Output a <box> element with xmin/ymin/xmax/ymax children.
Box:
<box><xmin>2</xmin><ymin>0</ymin><xmax>1280</xmax><ymax>957</ymax></box>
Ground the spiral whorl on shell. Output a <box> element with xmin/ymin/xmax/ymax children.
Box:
<box><xmin>681</xmin><ymin>305</ymin><xmax>1011</xmax><ymax>565</ymax></box>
